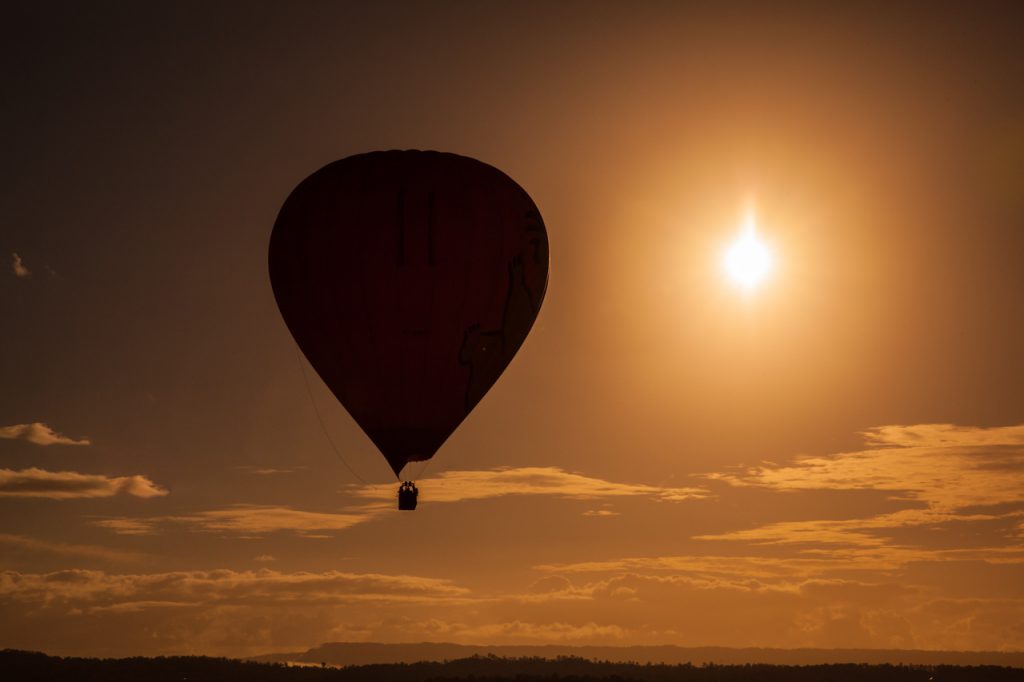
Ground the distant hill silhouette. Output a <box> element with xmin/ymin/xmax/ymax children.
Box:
<box><xmin>252</xmin><ymin>642</ymin><xmax>1024</xmax><ymax>668</ymax></box>
<box><xmin>4</xmin><ymin>650</ymin><xmax>1024</xmax><ymax>682</ymax></box>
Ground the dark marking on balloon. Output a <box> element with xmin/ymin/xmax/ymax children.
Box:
<box><xmin>458</xmin><ymin>255</ymin><xmax>540</xmax><ymax>412</ymax></box>
<box><xmin>525</xmin><ymin>209</ymin><xmax>545</xmax><ymax>231</ymax></box>
<box><xmin>525</xmin><ymin>210</ymin><xmax>548</xmax><ymax>265</ymax></box>
<box><xmin>459</xmin><ymin>324</ymin><xmax>504</xmax><ymax>412</ymax></box>
<box><xmin>503</xmin><ymin>254</ymin><xmax>540</xmax><ymax>340</ymax></box>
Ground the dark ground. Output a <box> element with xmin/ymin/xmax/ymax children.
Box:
<box><xmin>3</xmin><ymin>650</ymin><xmax>1023</xmax><ymax>682</ymax></box>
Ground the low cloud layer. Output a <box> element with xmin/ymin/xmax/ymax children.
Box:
<box><xmin>0</xmin><ymin>567</ymin><xmax>473</xmax><ymax>656</ymax></box>
<box><xmin>0</xmin><ymin>423</ymin><xmax>91</xmax><ymax>447</ymax></box>
<box><xmin>2</xmin><ymin>564</ymin><xmax>1022</xmax><ymax>657</ymax></box>
<box><xmin>0</xmin><ymin>468</ymin><xmax>167</xmax><ymax>499</ymax></box>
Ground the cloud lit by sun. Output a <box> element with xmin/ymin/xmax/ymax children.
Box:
<box><xmin>723</xmin><ymin>211</ymin><xmax>773</xmax><ymax>291</ymax></box>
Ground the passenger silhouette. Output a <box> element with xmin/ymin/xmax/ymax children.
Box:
<box><xmin>398</xmin><ymin>481</ymin><xmax>418</xmax><ymax>510</ymax></box>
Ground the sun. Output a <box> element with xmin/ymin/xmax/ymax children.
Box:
<box><xmin>723</xmin><ymin>211</ymin><xmax>773</xmax><ymax>291</ymax></box>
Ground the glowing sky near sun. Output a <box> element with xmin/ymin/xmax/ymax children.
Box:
<box><xmin>723</xmin><ymin>211</ymin><xmax>773</xmax><ymax>290</ymax></box>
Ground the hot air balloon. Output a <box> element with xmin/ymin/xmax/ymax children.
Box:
<box><xmin>269</xmin><ymin>150</ymin><xmax>549</xmax><ymax>504</ymax></box>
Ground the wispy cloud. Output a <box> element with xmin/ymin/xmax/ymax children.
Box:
<box><xmin>170</xmin><ymin>506</ymin><xmax>370</xmax><ymax>535</ymax></box>
<box><xmin>862</xmin><ymin>423</ymin><xmax>1024</xmax><ymax>448</ymax></box>
<box><xmin>538</xmin><ymin>546</ymin><xmax>1024</xmax><ymax>582</ymax></box>
<box><xmin>84</xmin><ymin>600</ymin><xmax>193</xmax><ymax>614</ymax></box>
<box><xmin>96</xmin><ymin>505</ymin><xmax>375</xmax><ymax>537</ymax></box>
<box><xmin>354</xmin><ymin>467</ymin><xmax>709</xmax><ymax>505</ymax></box>
<box><xmin>691</xmin><ymin>510</ymin><xmax>1023</xmax><ymax>546</ymax></box>
<box><xmin>0</xmin><ymin>533</ymin><xmax>143</xmax><ymax>563</ymax></box>
<box><xmin>538</xmin><ymin>554</ymin><xmax>862</xmax><ymax>579</ymax></box>
<box><xmin>0</xmin><ymin>568</ymin><xmax>469</xmax><ymax>607</ymax></box>
<box><xmin>96</xmin><ymin>467</ymin><xmax>707</xmax><ymax>538</ymax></box>
<box><xmin>235</xmin><ymin>465</ymin><xmax>306</xmax><ymax>476</ymax></box>
<box><xmin>91</xmin><ymin>519</ymin><xmax>157</xmax><ymax>535</ymax></box>
<box><xmin>0</xmin><ymin>423</ymin><xmax>90</xmax><ymax>447</ymax></box>
<box><xmin>699</xmin><ymin>423</ymin><xmax>1024</xmax><ymax>550</ymax></box>
<box><xmin>446</xmin><ymin>620</ymin><xmax>628</xmax><ymax>643</ymax></box>
<box><xmin>11</xmin><ymin>252</ymin><xmax>30</xmax><ymax>277</ymax></box>
<box><xmin>0</xmin><ymin>468</ymin><xmax>167</xmax><ymax>499</ymax></box>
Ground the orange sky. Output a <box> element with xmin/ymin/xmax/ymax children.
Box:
<box><xmin>2</xmin><ymin>2</ymin><xmax>1023</xmax><ymax>658</ymax></box>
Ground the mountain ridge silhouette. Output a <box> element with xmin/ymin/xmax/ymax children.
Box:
<box><xmin>251</xmin><ymin>642</ymin><xmax>1024</xmax><ymax>667</ymax></box>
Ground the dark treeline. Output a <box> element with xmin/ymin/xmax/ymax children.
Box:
<box><xmin>3</xmin><ymin>650</ymin><xmax>1022</xmax><ymax>682</ymax></box>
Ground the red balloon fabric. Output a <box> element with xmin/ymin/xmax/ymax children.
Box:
<box><xmin>269</xmin><ymin>151</ymin><xmax>549</xmax><ymax>477</ymax></box>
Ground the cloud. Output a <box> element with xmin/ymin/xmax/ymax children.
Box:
<box><xmin>0</xmin><ymin>534</ymin><xmax>143</xmax><ymax>563</ymax></box>
<box><xmin>702</xmin><ymin>423</ymin><xmax>1024</xmax><ymax>548</ymax></box>
<box><xmin>0</xmin><ymin>567</ymin><xmax>476</xmax><ymax>657</ymax></box>
<box><xmin>91</xmin><ymin>519</ymin><xmax>157</xmax><ymax>535</ymax></box>
<box><xmin>537</xmin><ymin>554</ymin><xmax>869</xmax><ymax>579</ymax></box>
<box><xmin>0</xmin><ymin>468</ymin><xmax>167</xmax><ymax>499</ymax></box>
<box><xmin>528</xmin><ymin>575</ymin><xmax>576</xmax><ymax>594</ymax></box>
<box><xmin>11</xmin><ymin>252</ymin><xmax>30</xmax><ymax>277</ymax></box>
<box><xmin>354</xmin><ymin>467</ymin><xmax>709</xmax><ymax>505</ymax></box>
<box><xmin>171</xmin><ymin>506</ymin><xmax>369</xmax><ymax>534</ymax></box>
<box><xmin>96</xmin><ymin>467</ymin><xmax>706</xmax><ymax>538</ymax></box>
<box><xmin>863</xmin><ymin>423</ymin><xmax>1024</xmax><ymax>448</ymax></box>
<box><xmin>96</xmin><ymin>505</ymin><xmax>377</xmax><ymax>537</ymax></box>
<box><xmin>235</xmin><ymin>466</ymin><xmax>306</xmax><ymax>475</ymax></box>
<box><xmin>538</xmin><ymin>547</ymin><xmax>1024</xmax><ymax>591</ymax></box>
<box><xmin>84</xmin><ymin>600</ymin><xmax>193</xmax><ymax>614</ymax></box>
<box><xmin>0</xmin><ymin>423</ymin><xmax>90</xmax><ymax>446</ymax></box>
<box><xmin>451</xmin><ymin>620</ymin><xmax>628</xmax><ymax>643</ymax></box>
<box><xmin>0</xmin><ymin>568</ymin><xmax>469</xmax><ymax>607</ymax></box>
<box><xmin>693</xmin><ymin>509</ymin><xmax>1024</xmax><ymax>550</ymax></box>
<box><xmin>254</xmin><ymin>555</ymin><xmax>276</xmax><ymax>563</ymax></box>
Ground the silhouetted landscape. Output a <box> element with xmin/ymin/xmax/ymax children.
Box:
<box><xmin>5</xmin><ymin>650</ymin><xmax>1024</xmax><ymax>682</ymax></box>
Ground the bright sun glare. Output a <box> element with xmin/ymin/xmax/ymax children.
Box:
<box><xmin>723</xmin><ymin>211</ymin><xmax>773</xmax><ymax>291</ymax></box>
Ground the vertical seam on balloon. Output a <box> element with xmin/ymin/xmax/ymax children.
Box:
<box><xmin>397</xmin><ymin>189</ymin><xmax>405</xmax><ymax>265</ymax></box>
<box><xmin>427</xmin><ymin>191</ymin><xmax>436</xmax><ymax>266</ymax></box>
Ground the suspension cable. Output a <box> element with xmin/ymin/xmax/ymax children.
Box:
<box><xmin>293</xmin><ymin>346</ymin><xmax>368</xmax><ymax>484</ymax></box>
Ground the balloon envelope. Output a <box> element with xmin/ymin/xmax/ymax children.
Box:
<box><xmin>269</xmin><ymin>150</ymin><xmax>549</xmax><ymax>477</ymax></box>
